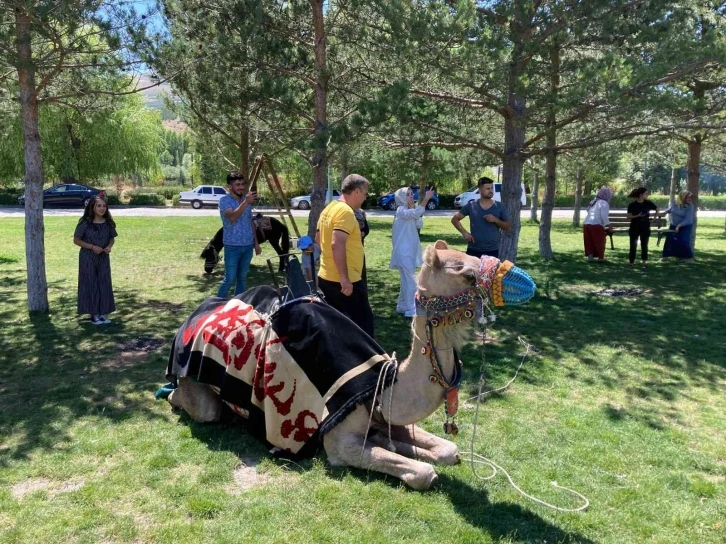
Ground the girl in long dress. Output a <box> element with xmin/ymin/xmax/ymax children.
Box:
<box><xmin>73</xmin><ymin>196</ymin><xmax>117</xmax><ymax>325</ymax></box>
<box><xmin>389</xmin><ymin>186</ymin><xmax>434</xmax><ymax>317</ymax></box>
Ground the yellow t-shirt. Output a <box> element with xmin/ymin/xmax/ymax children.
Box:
<box><xmin>317</xmin><ymin>200</ymin><xmax>364</xmax><ymax>283</ymax></box>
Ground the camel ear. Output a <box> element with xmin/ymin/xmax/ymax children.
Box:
<box><xmin>434</xmin><ymin>240</ymin><xmax>449</xmax><ymax>250</ymax></box>
<box><xmin>423</xmin><ymin>245</ymin><xmax>443</xmax><ymax>269</ymax></box>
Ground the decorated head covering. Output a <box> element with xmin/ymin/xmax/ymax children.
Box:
<box><xmin>394</xmin><ymin>187</ymin><xmax>411</xmax><ymax>208</ymax></box>
<box><xmin>478</xmin><ymin>256</ymin><xmax>536</xmax><ymax>307</ymax></box>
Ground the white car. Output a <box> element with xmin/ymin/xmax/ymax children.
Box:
<box><xmin>179</xmin><ymin>185</ymin><xmax>228</xmax><ymax>209</ymax></box>
<box><xmin>454</xmin><ymin>182</ymin><xmax>527</xmax><ymax>208</ymax></box>
<box><xmin>290</xmin><ymin>189</ymin><xmax>340</xmax><ymax>210</ymax></box>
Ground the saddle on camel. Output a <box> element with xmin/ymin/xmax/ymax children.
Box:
<box><xmin>201</xmin><ymin>213</ymin><xmax>290</xmax><ymax>274</ymax></box>
<box><xmin>162</xmin><ymin>241</ymin><xmax>535</xmax><ymax>490</ymax></box>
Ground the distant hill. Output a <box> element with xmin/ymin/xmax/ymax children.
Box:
<box><xmin>136</xmin><ymin>73</ymin><xmax>174</xmax><ymax>111</ymax></box>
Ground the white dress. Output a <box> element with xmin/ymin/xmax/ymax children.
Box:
<box><xmin>390</xmin><ymin>205</ymin><xmax>425</xmax><ymax>316</ymax></box>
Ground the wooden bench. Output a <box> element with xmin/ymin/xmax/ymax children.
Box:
<box><xmin>606</xmin><ymin>210</ymin><xmax>675</xmax><ymax>249</ymax></box>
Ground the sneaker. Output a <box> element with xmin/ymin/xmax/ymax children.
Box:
<box><xmin>99</xmin><ymin>315</ymin><xmax>112</xmax><ymax>324</ymax></box>
<box><xmin>642</xmin><ymin>262</ymin><xmax>647</xmax><ymax>269</ymax></box>
<box><xmin>90</xmin><ymin>315</ymin><xmax>104</xmax><ymax>325</ymax></box>
<box><xmin>628</xmin><ymin>263</ymin><xmax>634</xmax><ymax>268</ymax></box>
<box><xmin>586</xmin><ymin>255</ymin><xmax>595</xmax><ymax>262</ymax></box>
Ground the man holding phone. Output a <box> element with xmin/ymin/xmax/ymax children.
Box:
<box><xmin>216</xmin><ymin>171</ymin><xmax>261</xmax><ymax>297</ymax></box>
<box><xmin>451</xmin><ymin>176</ymin><xmax>511</xmax><ymax>258</ymax></box>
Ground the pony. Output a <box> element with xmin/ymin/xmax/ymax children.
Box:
<box><xmin>200</xmin><ymin>214</ymin><xmax>291</xmax><ymax>274</ymax></box>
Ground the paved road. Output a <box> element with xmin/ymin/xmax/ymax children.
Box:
<box><xmin>1</xmin><ymin>205</ymin><xmax>724</xmax><ymax>219</ymax></box>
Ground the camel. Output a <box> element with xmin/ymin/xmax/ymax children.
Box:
<box><xmin>164</xmin><ymin>241</ymin><xmax>535</xmax><ymax>490</ymax></box>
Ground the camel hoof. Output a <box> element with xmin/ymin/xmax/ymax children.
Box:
<box><xmin>404</xmin><ymin>465</ymin><xmax>438</xmax><ymax>491</ymax></box>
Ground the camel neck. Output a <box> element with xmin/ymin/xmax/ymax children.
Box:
<box><xmin>380</xmin><ymin>316</ymin><xmax>458</xmax><ymax>426</ymax></box>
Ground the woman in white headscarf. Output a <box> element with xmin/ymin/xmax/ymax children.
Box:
<box><xmin>389</xmin><ymin>186</ymin><xmax>434</xmax><ymax>317</ymax></box>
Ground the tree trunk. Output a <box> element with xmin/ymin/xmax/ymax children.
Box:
<box><xmin>687</xmin><ymin>135</ymin><xmax>701</xmax><ymax>250</ymax></box>
<box><xmin>572</xmin><ymin>165</ymin><xmax>583</xmax><ymax>227</ymax></box>
<box><xmin>421</xmin><ymin>146</ymin><xmax>431</xmax><ymax>188</ymax></box>
<box><xmin>16</xmin><ymin>8</ymin><xmax>49</xmax><ymax>313</ymax></box>
<box><xmin>670</xmin><ymin>166</ymin><xmax>678</xmax><ymax>200</ymax></box>
<box><xmin>307</xmin><ymin>0</ymin><xmax>329</xmax><ymax>238</ymax></box>
<box><xmin>499</xmin><ymin>33</ymin><xmax>528</xmax><ymax>263</ymax></box>
<box><xmin>500</xmin><ymin>108</ymin><xmax>525</xmax><ymax>263</ymax></box>
<box><xmin>529</xmin><ymin>170</ymin><xmax>539</xmax><ymax>222</ymax></box>
<box><xmin>583</xmin><ymin>179</ymin><xmax>593</xmax><ymax>197</ymax></box>
<box><xmin>339</xmin><ymin>147</ymin><xmax>349</xmax><ymax>182</ymax></box>
<box><xmin>240</xmin><ymin>124</ymin><xmax>249</xmax><ymax>180</ymax></box>
<box><xmin>538</xmin><ymin>42</ymin><xmax>560</xmax><ymax>260</ymax></box>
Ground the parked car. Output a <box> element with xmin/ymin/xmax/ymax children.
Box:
<box><xmin>179</xmin><ymin>185</ymin><xmax>228</xmax><ymax>209</ymax></box>
<box><xmin>453</xmin><ymin>182</ymin><xmax>527</xmax><ymax>208</ymax></box>
<box><xmin>17</xmin><ymin>183</ymin><xmax>105</xmax><ymax>208</ymax></box>
<box><xmin>290</xmin><ymin>189</ymin><xmax>340</xmax><ymax>210</ymax></box>
<box><xmin>378</xmin><ymin>186</ymin><xmax>440</xmax><ymax>211</ymax></box>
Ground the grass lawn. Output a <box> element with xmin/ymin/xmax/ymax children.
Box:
<box><xmin>0</xmin><ymin>215</ymin><xmax>724</xmax><ymax>543</ymax></box>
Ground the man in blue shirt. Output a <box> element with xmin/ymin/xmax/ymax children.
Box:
<box><xmin>217</xmin><ymin>171</ymin><xmax>261</xmax><ymax>297</ymax></box>
<box><xmin>451</xmin><ymin>177</ymin><xmax>511</xmax><ymax>258</ymax></box>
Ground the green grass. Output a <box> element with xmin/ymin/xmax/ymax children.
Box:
<box><xmin>1</xmin><ymin>216</ymin><xmax>724</xmax><ymax>543</ymax></box>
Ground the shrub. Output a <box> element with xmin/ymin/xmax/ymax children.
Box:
<box><xmin>125</xmin><ymin>186</ymin><xmax>185</xmax><ymax>200</ymax></box>
<box><xmin>128</xmin><ymin>193</ymin><xmax>166</xmax><ymax>206</ymax></box>
<box><xmin>171</xmin><ymin>194</ymin><xmax>181</xmax><ymax>207</ymax></box>
<box><xmin>0</xmin><ymin>188</ymin><xmax>23</xmax><ymax>205</ymax></box>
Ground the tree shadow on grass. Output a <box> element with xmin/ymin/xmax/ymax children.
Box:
<box><xmin>437</xmin><ymin>473</ymin><xmax>595</xmax><ymax>543</ymax></box>
<box><xmin>0</xmin><ymin>290</ymin><xmax>182</xmax><ymax>465</ymax></box>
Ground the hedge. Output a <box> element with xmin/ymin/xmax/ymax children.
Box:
<box><xmin>128</xmin><ymin>193</ymin><xmax>166</xmax><ymax>206</ymax></box>
<box><xmin>123</xmin><ymin>186</ymin><xmax>185</xmax><ymax>200</ymax></box>
<box><xmin>552</xmin><ymin>194</ymin><xmax>726</xmax><ymax>210</ymax></box>
<box><xmin>0</xmin><ymin>188</ymin><xmax>22</xmax><ymax>205</ymax></box>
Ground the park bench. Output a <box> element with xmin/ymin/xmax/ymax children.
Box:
<box><xmin>606</xmin><ymin>210</ymin><xmax>675</xmax><ymax>249</ymax></box>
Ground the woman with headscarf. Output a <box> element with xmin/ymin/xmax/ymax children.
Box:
<box><xmin>662</xmin><ymin>191</ymin><xmax>695</xmax><ymax>262</ymax></box>
<box><xmin>389</xmin><ymin>186</ymin><xmax>434</xmax><ymax>317</ymax></box>
<box><xmin>583</xmin><ymin>186</ymin><xmax>613</xmax><ymax>262</ymax></box>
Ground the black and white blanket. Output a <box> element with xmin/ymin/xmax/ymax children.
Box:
<box><xmin>166</xmin><ymin>286</ymin><xmax>395</xmax><ymax>458</ymax></box>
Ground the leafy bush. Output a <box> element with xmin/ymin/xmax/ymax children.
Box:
<box><xmin>172</xmin><ymin>194</ymin><xmax>181</xmax><ymax>207</ymax></box>
<box><xmin>125</xmin><ymin>186</ymin><xmax>184</xmax><ymax>200</ymax></box>
<box><xmin>128</xmin><ymin>193</ymin><xmax>166</xmax><ymax>206</ymax></box>
<box><xmin>0</xmin><ymin>188</ymin><xmax>22</xmax><ymax>205</ymax></box>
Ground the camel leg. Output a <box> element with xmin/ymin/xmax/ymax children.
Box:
<box><xmin>167</xmin><ymin>377</ymin><xmax>222</xmax><ymax>423</ymax></box>
<box><xmin>323</xmin><ymin>406</ymin><xmax>438</xmax><ymax>490</ymax></box>
<box><xmin>365</xmin><ymin>425</ymin><xmax>459</xmax><ymax>466</ymax></box>
<box><xmin>387</xmin><ymin>424</ymin><xmax>460</xmax><ymax>465</ymax></box>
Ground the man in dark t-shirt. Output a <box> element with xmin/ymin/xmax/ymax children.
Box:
<box><xmin>451</xmin><ymin>177</ymin><xmax>511</xmax><ymax>258</ymax></box>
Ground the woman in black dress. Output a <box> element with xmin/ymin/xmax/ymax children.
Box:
<box><xmin>626</xmin><ymin>187</ymin><xmax>659</xmax><ymax>268</ymax></box>
<box><xmin>73</xmin><ymin>196</ymin><xmax>117</xmax><ymax>324</ymax></box>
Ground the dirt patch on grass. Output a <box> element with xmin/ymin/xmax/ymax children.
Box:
<box><xmin>99</xmin><ymin>337</ymin><xmax>166</xmax><ymax>368</ymax></box>
<box><xmin>226</xmin><ymin>458</ymin><xmax>299</xmax><ymax>494</ymax></box>
<box><xmin>11</xmin><ymin>477</ymin><xmax>84</xmax><ymax>499</ymax></box>
<box><xmin>115</xmin><ymin>337</ymin><xmax>165</xmax><ymax>353</ymax></box>
<box><xmin>145</xmin><ymin>300</ymin><xmax>187</xmax><ymax>313</ymax></box>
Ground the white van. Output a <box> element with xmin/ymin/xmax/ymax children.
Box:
<box><xmin>453</xmin><ymin>182</ymin><xmax>527</xmax><ymax>208</ymax></box>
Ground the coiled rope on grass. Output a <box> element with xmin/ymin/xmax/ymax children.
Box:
<box><xmin>462</xmin><ymin>335</ymin><xmax>590</xmax><ymax>513</ymax></box>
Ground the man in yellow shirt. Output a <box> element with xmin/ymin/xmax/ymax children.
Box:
<box><xmin>316</xmin><ymin>174</ymin><xmax>374</xmax><ymax>337</ymax></box>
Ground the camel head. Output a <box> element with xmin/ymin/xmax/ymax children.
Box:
<box><xmin>417</xmin><ymin>240</ymin><xmax>536</xmax><ymax>325</ymax></box>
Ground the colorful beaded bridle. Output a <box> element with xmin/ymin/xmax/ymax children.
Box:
<box><xmin>414</xmin><ymin>256</ymin><xmax>501</xmax><ymax>436</ymax></box>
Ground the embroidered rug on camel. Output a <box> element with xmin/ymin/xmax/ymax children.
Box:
<box><xmin>166</xmin><ymin>286</ymin><xmax>395</xmax><ymax>458</ymax></box>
